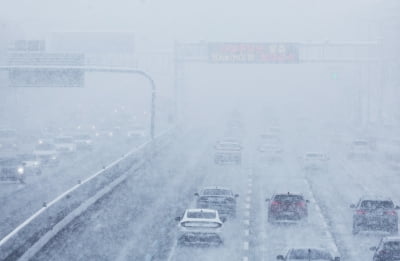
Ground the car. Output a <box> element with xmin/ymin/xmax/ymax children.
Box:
<box><xmin>94</xmin><ymin>128</ymin><xmax>114</xmax><ymax>138</ymax></box>
<box><xmin>384</xmin><ymin>139</ymin><xmax>400</xmax><ymax>170</ymax></box>
<box><xmin>17</xmin><ymin>153</ymin><xmax>42</xmax><ymax>175</ymax></box>
<box><xmin>195</xmin><ymin>187</ymin><xmax>239</xmax><ymax>218</ymax></box>
<box><xmin>348</xmin><ymin>139</ymin><xmax>372</xmax><ymax>160</ymax></box>
<box><xmin>351</xmin><ymin>197</ymin><xmax>399</xmax><ymax>235</ymax></box>
<box><xmin>33</xmin><ymin>141</ymin><xmax>59</xmax><ymax>167</ymax></box>
<box><xmin>54</xmin><ymin>136</ymin><xmax>77</xmax><ymax>155</ymax></box>
<box><xmin>73</xmin><ymin>133</ymin><xmax>93</xmax><ymax>151</ymax></box>
<box><xmin>370</xmin><ymin>236</ymin><xmax>400</xmax><ymax>261</ymax></box>
<box><xmin>0</xmin><ymin>129</ymin><xmax>18</xmax><ymax>153</ymax></box>
<box><xmin>266</xmin><ymin>193</ymin><xmax>309</xmax><ymax>222</ymax></box>
<box><xmin>258</xmin><ymin>143</ymin><xmax>283</xmax><ymax>162</ymax></box>
<box><xmin>302</xmin><ymin>152</ymin><xmax>329</xmax><ymax>170</ymax></box>
<box><xmin>175</xmin><ymin>209</ymin><xmax>226</xmax><ymax>247</ymax></box>
<box><xmin>127</xmin><ymin>126</ymin><xmax>146</xmax><ymax>140</ymax></box>
<box><xmin>277</xmin><ymin>248</ymin><xmax>340</xmax><ymax>261</ymax></box>
<box><xmin>0</xmin><ymin>156</ymin><xmax>25</xmax><ymax>183</ymax></box>
<box><xmin>214</xmin><ymin>138</ymin><xmax>242</xmax><ymax>164</ymax></box>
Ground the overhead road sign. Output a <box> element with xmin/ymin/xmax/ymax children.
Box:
<box><xmin>208</xmin><ymin>42</ymin><xmax>299</xmax><ymax>64</ymax></box>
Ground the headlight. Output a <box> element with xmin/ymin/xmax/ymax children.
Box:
<box><xmin>51</xmin><ymin>156</ymin><xmax>57</xmax><ymax>160</ymax></box>
<box><xmin>86</xmin><ymin>140</ymin><xmax>92</xmax><ymax>144</ymax></box>
<box><xmin>109</xmin><ymin>132</ymin><xmax>113</xmax><ymax>136</ymax></box>
<box><xmin>17</xmin><ymin>167</ymin><xmax>24</xmax><ymax>174</ymax></box>
<box><xmin>95</xmin><ymin>133</ymin><xmax>100</xmax><ymax>137</ymax></box>
<box><xmin>33</xmin><ymin>161</ymin><xmax>39</xmax><ymax>166</ymax></box>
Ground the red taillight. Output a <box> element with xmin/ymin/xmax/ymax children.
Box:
<box><xmin>385</xmin><ymin>210</ymin><xmax>397</xmax><ymax>216</ymax></box>
<box><xmin>296</xmin><ymin>201</ymin><xmax>305</xmax><ymax>207</ymax></box>
<box><xmin>271</xmin><ymin>201</ymin><xmax>280</xmax><ymax>206</ymax></box>
<box><xmin>356</xmin><ymin>210</ymin><xmax>366</xmax><ymax>215</ymax></box>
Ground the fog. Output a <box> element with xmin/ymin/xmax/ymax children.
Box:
<box><xmin>0</xmin><ymin>0</ymin><xmax>399</xmax><ymax>261</ymax></box>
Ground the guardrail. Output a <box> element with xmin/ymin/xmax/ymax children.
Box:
<box><xmin>0</xmin><ymin>128</ymin><xmax>175</xmax><ymax>261</ymax></box>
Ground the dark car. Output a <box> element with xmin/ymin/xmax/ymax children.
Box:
<box><xmin>0</xmin><ymin>156</ymin><xmax>25</xmax><ymax>183</ymax></box>
<box><xmin>267</xmin><ymin>193</ymin><xmax>309</xmax><ymax>222</ymax></box>
<box><xmin>351</xmin><ymin>198</ymin><xmax>399</xmax><ymax>235</ymax></box>
<box><xmin>277</xmin><ymin>248</ymin><xmax>340</xmax><ymax>261</ymax></box>
<box><xmin>195</xmin><ymin>187</ymin><xmax>239</xmax><ymax>218</ymax></box>
<box><xmin>370</xmin><ymin>237</ymin><xmax>400</xmax><ymax>261</ymax></box>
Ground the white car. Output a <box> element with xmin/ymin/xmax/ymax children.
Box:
<box><xmin>33</xmin><ymin>141</ymin><xmax>59</xmax><ymax>166</ymax></box>
<box><xmin>17</xmin><ymin>153</ymin><xmax>42</xmax><ymax>175</ymax></box>
<box><xmin>277</xmin><ymin>248</ymin><xmax>340</xmax><ymax>261</ymax></box>
<box><xmin>54</xmin><ymin>136</ymin><xmax>77</xmax><ymax>154</ymax></box>
<box><xmin>74</xmin><ymin>133</ymin><xmax>93</xmax><ymax>150</ymax></box>
<box><xmin>214</xmin><ymin>139</ymin><xmax>242</xmax><ymax>164</ymax></box>
<box><xmin>175</xmin><ymin>209</ymin><xmax>226</xmax><ymax>246</ymax></box>
<box><xmin>302</xmin><ymin>152</ymin><xmax>329</xmax><ymax>170</ymax></box>
<box><xmin>348</xmin><ymin>140</ymin><xmax>372</xmax><ymax>160</ymax></box>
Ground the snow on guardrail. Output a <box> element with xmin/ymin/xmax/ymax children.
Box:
<box><xmin>0</xmin><ymin>128</ymin><xmax>175</xmax><ymax>261</ymax></box>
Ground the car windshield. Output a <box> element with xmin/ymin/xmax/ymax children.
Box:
<box><xmin>360</xmin><ymin>200</ymin><xmax>394</xmax><ymax>209</ymax></box>
<box><xmin>274</xmin><ymin>195</ymin><xmax>304</xmax><ymax>202</ymax></box>
<box><xmin>384</xmin><ymin>241</ymin><xmax>400</xmax><ymax>251</ymax></box>
<box><xmin>202</xmin><ymin>189</ymin><xmax>232</xmax><ymax>196</ymax></box>
<box><xmin>55</xmin><ymin>137</ymin><xmax>73</xmax><ymax>143</ymax></box>
<box><xmin>289</xmin><ymin>249</ymin><xmax>332</xmax><ymax>259</ymax></box>
<box><xmin>0</xmin><ymin>130</ymin><xmax>16</xmax><ymax>138</ymax></box>
<box><xmin>186</xmin><ymin>211</ymin><xmax>216</xmax><ymax>219</ymax></box>
<box><xmin>18</xmin><ymin>154</ymin><xmax>36</xmax><ymax>161</ymax></box>
<box><xmin>36</xmin><ymin>143</ymin><xmax>55</xmax><ymax>150</ymax></box>
<box><xmin>0</xmin><ymin>158</ymin><xmax>19</xmax><ymax>165</ymax></box>
<box><xmin>75</xmin><ymin>134</ymin><xmax>90</xmax><ymax>140</ymax></box>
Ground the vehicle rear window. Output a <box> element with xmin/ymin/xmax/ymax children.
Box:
<box><xmin>187</xmin><ymin>212</ymin><xmax>216</xmax><ymax>219</ymax></box>
<box><xmin>289</xmin><ymin>249</ymin><xmax>332</xmax><ymax>259</ymax></box>
<box><xmin>384</xmin><ymin>241</ymin><xmax>400</xmax><ymax>251</ymax></box>
<box><xmin>360</xmin><ymin>200</ymin><xmax>394</xmax><ymax>209</ymax></box>
<box><xmin>202</xmin><ymin>189</ymin><xmax>231</xmax><ymax>196</ymax></box>
<box><xmin>274</xmin><ymin>194</ymin><xmax>304</xmax><ymax>202</ymax></box>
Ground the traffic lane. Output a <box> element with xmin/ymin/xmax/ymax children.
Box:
<box><xmin>253</xmin><ymin>158</ymin><xmax>339</xmax><ymax>261</ymax></box>
<box><xmin>32</xmin><ymin>132</ymin><xmax>214</xmax><ymax>261</ymax></box>
<box><xmin>168</xmin><ymin>161</ymin><xmax>251</xmax><ymax>261</ymax></box>
<box><xmin>0</xmin><ymin>136</ymin><xmax>143</xmax><ymax>240</ymax></box>
<box><xmin>304</xmin><ymin>157</ymin><xmax>391</xmax><ymax>260</ymax></box>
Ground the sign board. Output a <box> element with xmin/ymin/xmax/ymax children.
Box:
<box><xmin>208</xmin><ymin>42</ymin><xmax>299</xmax><ymax>63</ymax></box>
<box><xmin>8</xmin><ymin>53</ymin><xmax>85</xmax><ymax>87</ymax></box>
<box><xmin>9</xmin><ymin>68</ymin><xmax>84</xmax><ymax>88</ymax></box>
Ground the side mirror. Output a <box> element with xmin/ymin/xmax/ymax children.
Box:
<box><xmin>369</xmin><ymin>246</ymin><xmax>377</xmax><ymax>251</ymax></box>
<box><xmin>265</xmin><ymin>198</ymin><xmax>270</xmax><ymax>202</ymax></box>
<box><xmin>194</xmin><ymin>193</ymin><xmax>199</xmax><ymax>197</ymax></box>
<box><xmin>221</xmin><ymin>217</ymin><xmax>227</xmax><ymax>223</ymax></box>
<box><xmin>235</xmin><ymin>194</ymin><xmax>239</xmax><ymax>198</ymax></box>
<box><xmin>350</xmin><ymin>204</ymin><xmax>356</xmax><ymax>208</ymax></box>
<box><xmin>175</xmin><ymin>217</ymin><xmax>181</xmax><ymax>222</ymax></box>
<box><xmin>395</xmin><ymin>206</ymin><xmax>400</xmax><ymax>210</ymax></box>
<box><xmin>276</xmin><ymin>255</ymin><xmax>285</xmax><ymax>260</ymax></box>
<box><xmin>22</xmin><ymin>162</ymin><xmax>27</xmax><ymax>166</ymax></box>
<box><xmin>306</xmin><ymin>200</ymin><xmax>310</xmax><ymax>203</ymax></box>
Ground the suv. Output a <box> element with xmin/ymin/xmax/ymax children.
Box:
<box><xmin>195</xmin><ymin>187</ymin><xmax>239</xmax><ymax>218</ymax></box>
<box><xmin>214</xmin><ymin>139</ymin><xmax>242</xmax><ymax>165</ymax></box>
<box><xmin>267</xmin><ymin>193</ymin><xmax>309</xmax><ymax>222</ymax></box>
<box><xmin>54</xmin><ymin>136</ymin><xmax>76</xmax><ymax>155</ymax></box>
<box><xmin>348</xmin><ymin>140</ymin><xmax>372</xmax><ymax>160</ymax></box>
<box><xmin>175</xmin><ymin>209</ymin><xmax>226</xmax><ymax>246</ymax></box>
<box><xmin>370</xmin><ymin>236</ymin><xmax>400</xmax><ymax>261</ymax></box>
<box><xmin>0</xmin><ymin>156</ymin><xmax>25</xmax><ymax>183</ymax></box>
<box><xmin>73</xmin><ymin>133</ymin><xmax>93</xmax><ymax>151</ymax></box>
<box><xmin>351</xmin><ymin>197</ymin><xmax>399</xmax><ymax>234</ymax></box>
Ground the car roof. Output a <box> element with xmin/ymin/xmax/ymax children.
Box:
<box><xmin>383</xmin><ymin>236</ymin><xmax>400</xmax><ymax>242</ymax></box>
<box><xmin>274</xmin><ymin>192</ymin><xmax>304</xmax><ymax>197</ymax></box>
<box><xmin>185</xmin><ymin>208</ymin><xmax>217</xmax><ymax>214</ymax></box>
<box><xmin>201</xmin><ymin>186</ymin><xmax>231</xmax><ymax>191</ymax></box>
<box><xmin>359</xmin><ymin>196</ymin><xmax>393</xmax><ymax>202</ymax></box>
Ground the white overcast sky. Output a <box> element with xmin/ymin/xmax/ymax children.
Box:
<box><xmin>1</xmin><ymin>0</ymin><xmax>382</xmax><ymax>43</ymax></box>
